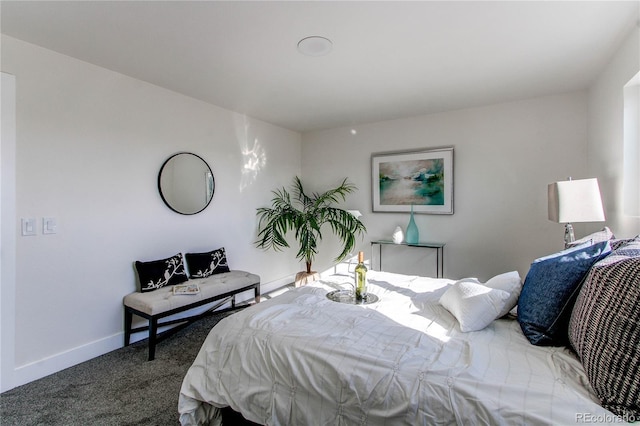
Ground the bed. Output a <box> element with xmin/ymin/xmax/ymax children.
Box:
<box><xmin>178</xmin><ymin>235</ymin><xmax>639</xmax><ymax>426</ymax></box>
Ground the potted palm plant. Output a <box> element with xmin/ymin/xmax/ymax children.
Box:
<box><xmin>255</xmin><ymin>176</ymin><xmax>366</xmax><ymax>285</ymax></box>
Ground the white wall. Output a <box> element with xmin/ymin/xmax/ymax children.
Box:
<box><xmin>1</xmin><ymin>72</ymin><xmax>17</xmax><ymax>392</ymax></box>
<box><xmin>1</xmin><ymin>36</ymin><xmax>302</xmax><ymax>389</ymax></box>
<box><xmin>302</xmin><ymin>92</ymin><xmax>594</xmax><ymax>282</ymax></box>
<box><xmin>587</xmin><ymin>25</ymin><xmax>640</xmax><ymax>238</ymax></box>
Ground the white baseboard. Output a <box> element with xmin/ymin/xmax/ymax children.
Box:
<box><xmin>5</xmin><ymin>274</ymin><xmax>295</xmax><ymax>391</ymax></box>
<box><xmin>11</xmin><ymin>332</ymin><xmax>122</xmax><ymax>390</ymax></box>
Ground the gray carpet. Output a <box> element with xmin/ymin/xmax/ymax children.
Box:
<box><xmin>0</xmin><ymin>310</ymin><xmax>238</xmax><ymax>426</ymax></box>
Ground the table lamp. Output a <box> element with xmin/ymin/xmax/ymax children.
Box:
<box><xmin>548</xmin><ymin>178</ymin><xmax>605</xmax><ymax>247</ymax></box>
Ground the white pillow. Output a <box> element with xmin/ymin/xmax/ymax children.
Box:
<box><xmin>439</xmin><ymin>281</ymin><xmax>510</xmax><ymax>332</ymax></box>
<box><xmin>484</xmin><ymin>271</ymin><xmax>522</xmax><ymax>317</ymax></box>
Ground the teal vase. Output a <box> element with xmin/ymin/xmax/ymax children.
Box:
<box><xmin>405</xmin><ymin>205</ymin><xmax>419</xmax><ymax>244</ymax></box>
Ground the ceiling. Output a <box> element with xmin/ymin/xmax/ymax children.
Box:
<box><xmin>1</xmin><ymin>1</ymin><xmax>638</xmax><ymax>133</ymax></box>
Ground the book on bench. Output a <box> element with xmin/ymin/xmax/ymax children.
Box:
<box><xmin>173</xmin><ymin>283</ymin><xmax>200</xmax><ymax>295</ymax></box>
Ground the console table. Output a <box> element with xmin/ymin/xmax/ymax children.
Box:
<box><xmin>371</xmin><ymin>240</ymin><xmax>445</xmax><ymax>278</ymax></box>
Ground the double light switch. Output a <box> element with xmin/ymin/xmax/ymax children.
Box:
<box><xmin>21</xmin><ymin>217</ymin><xmax>57</xmax><ymax>236</ymax></box>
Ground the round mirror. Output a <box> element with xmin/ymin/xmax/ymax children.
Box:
<box><xmin>158</xmin><ymin>152</ymin><xmax>215</xmax><ymax>215</ymax></box>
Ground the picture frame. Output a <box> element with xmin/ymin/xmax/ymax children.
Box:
<box><xmin>372</xmin><ymin>147</ymin><xmax>454</xmax><ymax>214</ymax></box>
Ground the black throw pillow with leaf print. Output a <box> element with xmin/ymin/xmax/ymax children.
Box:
<box><xmin>135</xmin><ymin>253</ymin><xmax>188</xmax><ymax>293</ymax></box>
<box><xmin>185</xmin><ymin>247</ymin><xmax>231</xmax><ymax>279</ymax></box>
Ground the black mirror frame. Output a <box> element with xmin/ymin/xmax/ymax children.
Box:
<box><xmin>157</xmin><ymin>152</ymin><xmax>215</xmax><ymax>215</ymax></box>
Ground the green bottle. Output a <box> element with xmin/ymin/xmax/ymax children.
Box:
<box><xmin>354</xmin><ymin>251</ymin><xmax>367</xmax><ymax>302</ymax></box>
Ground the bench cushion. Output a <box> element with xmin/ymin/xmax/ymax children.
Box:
<box><xmin>124</xmin><ymin>270</ymin><xmax>259</xmax><ymax>316</ymax></box>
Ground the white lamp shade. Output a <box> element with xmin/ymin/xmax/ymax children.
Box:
<box><xmin>548</xmin><ymin>178</ymin><xmax>605</xmax><ymax>223</ymax></box>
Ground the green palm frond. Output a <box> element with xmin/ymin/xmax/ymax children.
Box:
<box><xmin>254</xmin><ymin>176</ymin><xmax>366</xmax><ymax>272</ymax></box>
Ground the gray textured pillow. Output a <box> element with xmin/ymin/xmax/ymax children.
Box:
<box><xmin>568</xmin><ymin>238</ymin><xmax>640</xmax><ymax>418</ymax></box>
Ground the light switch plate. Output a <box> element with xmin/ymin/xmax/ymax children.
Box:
<box><xmin>43</xmin><ymin>217</ymin><xmax>57</xmax><ymax>234</ymax></box>
<box><xmin>21</xmin><ymin>218</ymin><xmax>37</xmax><ymax>236</ymax></box>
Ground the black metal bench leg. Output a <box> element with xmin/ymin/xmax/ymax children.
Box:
<box><xmin>124</xmin><ymin>309</ymin><xmax>132</xmax><ymax>346</ymax></box>
<box><xmin>148</xmin><ymin>317</ymin><xmax>157</xmax><ymax>361</ymax></box>
<box><xmin>125</xmin><ymin>281</ymin><xmax>260</xmax><ymax>361</ymax></box>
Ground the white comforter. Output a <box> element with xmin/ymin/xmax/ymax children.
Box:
<box><xmin>178</xmin><ymin>271</ymin><xmax>616</xmax><ymax>425</ymax></box>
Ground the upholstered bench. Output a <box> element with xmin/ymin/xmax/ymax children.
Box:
<box><xmin>124</xmin><ymin>270</ymin><xmax>260</xmax><ymax>360</ymax></box>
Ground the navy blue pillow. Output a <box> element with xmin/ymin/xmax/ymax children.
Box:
<box><xmin>517</xmin><ymin>241</ymin><xmax>611</xmax><ymax>346</ymax></box>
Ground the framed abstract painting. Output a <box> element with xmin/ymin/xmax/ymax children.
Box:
<box><xmin>372</xmin><ymin>147</ymin><xmax>454</xmax><ymax>214</ymax></box>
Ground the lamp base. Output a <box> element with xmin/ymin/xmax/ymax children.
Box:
<box><xmin>564</xmin><ymin>223</ymin><xmax>575</xmax><ymax>248</ymax></box>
